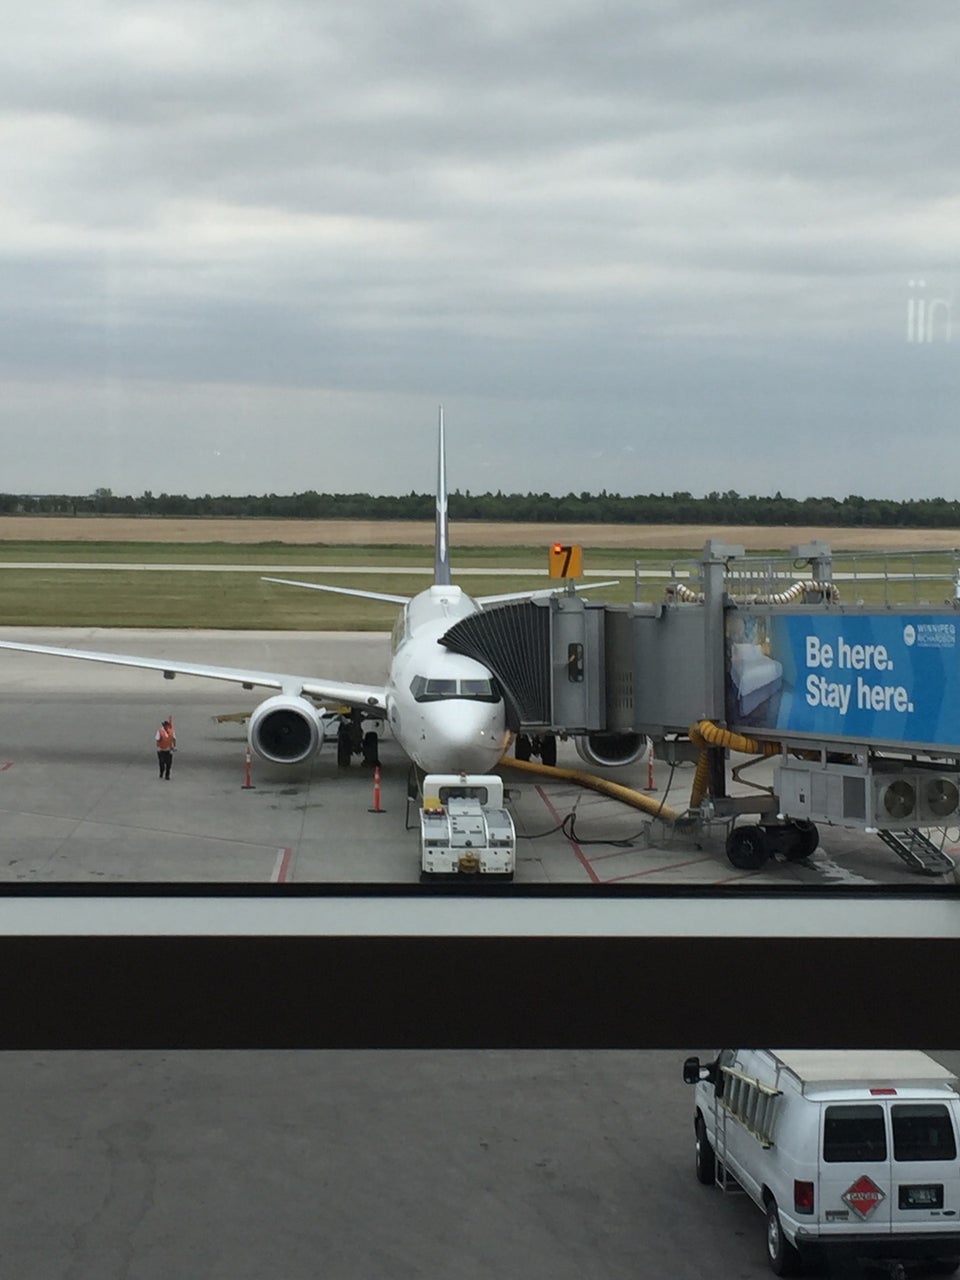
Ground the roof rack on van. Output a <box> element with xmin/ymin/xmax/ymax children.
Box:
<box><xmin>770</xmin><ymin>1050</ymin><xmax>957</xmax><ymax>1094</ymax></box>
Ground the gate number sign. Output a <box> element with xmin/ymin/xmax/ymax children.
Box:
<box><xmin>549</xmin><ymin>543</ymin><xmax>583</xmax><ymax>579</ymax></box>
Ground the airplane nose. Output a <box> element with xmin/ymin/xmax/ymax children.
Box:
<box><xmin>416</xmin><ymin>701</ymin><xmax>508</xmax><ymax>774</ymax></box>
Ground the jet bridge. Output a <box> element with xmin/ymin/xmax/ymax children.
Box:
<box><xmin>441</xmin><ymin>541</ymin><xmax>960</xmax><ymax>876</ymax></box>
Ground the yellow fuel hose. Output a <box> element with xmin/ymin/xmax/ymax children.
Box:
<box><xmin>500</xmin><ymin>756</ymin><xmax>679</xmax><ymax>821</ymax></box>
<box><xmin>688</xmin><ymin>719</ymin><xmax>781</xmax><ymax>809</ymax></box>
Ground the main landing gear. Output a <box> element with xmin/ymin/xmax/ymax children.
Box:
<box><xmin>336</xmin><ymin>712</ymin><xmax>380</xmax><ymax>768</ymax></box>
<box><xmin>514</xmin><ymin>733</ymin><xmax>558</xmax><ymax>768</ymax></box>
<box><xmin>725</xmin><ymin>819</ymin><xmax>820</xmax><ymax>871</ymax></box>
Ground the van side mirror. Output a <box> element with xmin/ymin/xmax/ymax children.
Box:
<box><xmin>683</xmin><ymin>1056</ymin><xmax>703</xmax><ymax>1084</ymax></box>
<box><xmin>683</xmin><ymin>1055</ymin><xmax>717</xmax><ymax>1085</ymax></box>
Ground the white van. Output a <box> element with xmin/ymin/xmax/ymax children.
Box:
<box><xmin>683</xmin><ymin>1050</ymin><xmax>960</xmax><ymax>1275</ymax></box>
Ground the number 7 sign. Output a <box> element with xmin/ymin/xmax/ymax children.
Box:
<box><xmin>549</xmin><ymin>543</ymin><xmax>583</xmax><ymax>579</ymax></box>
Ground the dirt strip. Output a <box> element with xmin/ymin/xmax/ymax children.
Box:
<box><xmin>0</xmin><ymin>516</ymin><xmax>957</xmax><ymax>552</ymax></box>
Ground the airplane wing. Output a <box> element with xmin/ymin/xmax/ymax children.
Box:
<box><xmin>476</xmin><ymin>580</ymin><xmax>622</xmax><ymax>606</ymax></box>
<box><xmin>0</xmin><ymin>639</ymin><xmax>387</xmax><ymax>713</ymax></box>
<box><xmin>261</xmin><ymin>576</ymin><xmax>410</xmax><ymax>605</ymax></box>
<box><xmin>263</xmin><ymin>575</ymin><xmax>622</xmax><ymax>609</ymax></box>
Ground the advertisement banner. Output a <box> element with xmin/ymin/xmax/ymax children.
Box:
<box><xmin>726</xmin><ymin>611</ymin><xmax>960</xmax><ymax>748</ymax></box>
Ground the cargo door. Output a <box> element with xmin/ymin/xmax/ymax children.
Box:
<box><xmin>817</xmin><ymin>1103</ymin><xmax>892</xmax><ymax>1236</ymax></box>
<box><xmin>889</xmin><ymin>1100</ymin><xmax>960</xmax><ymax>1234</ymax></box>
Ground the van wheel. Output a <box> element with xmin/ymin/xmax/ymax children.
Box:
<box><xmin>694</xmin><ymin>1115</ymin><xmax>715</xmax><ymax>1185</ymax></box>
<box><xmin>765</xmin><ymin>1200</ymin><xmax>801</xmax><ymax>1276</ymax></box>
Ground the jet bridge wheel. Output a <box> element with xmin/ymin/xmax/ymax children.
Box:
<box><xmin>781</xmin><ymin>819</ymin><xmax>819</xmax><ymax>861</ymax></box>
<box><xmin>725</xmin><ymin>824</ymin><xmax>769</xmax><ymax>871</ymax></box>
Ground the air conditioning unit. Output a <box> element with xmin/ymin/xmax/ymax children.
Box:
<box><xmin>871</xmin><ymin>771</ymin><xmax>960</xmax><ymax>829</ymax></box>
<box><xmin>872</xmin><ymin>775</ymin><xmax>918</xmax><ymax>828</ymax></box>
<box><xmin>917</xmin><ymin>773</ymin><xmax>960</xmax><ymax>824</ymax></box>
<box><xmin>777</xmin><ymin>763</ymin><xmax>960</xmax><ymax>832</ymax></box>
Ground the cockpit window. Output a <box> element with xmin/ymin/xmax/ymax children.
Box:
<box><xmin>460</xmin><ymin>678</ymin><xmax>493</xmax><ymax>696</ymax></box>
<box><xmin>426</xmin><ymin>678</ymin><xmax>457</xmax><ymax>696</ymax></box>
<box><xmin>410</xmin><ymin>676</ymin><xmax>500</xmax><ymax>703</ymax></box>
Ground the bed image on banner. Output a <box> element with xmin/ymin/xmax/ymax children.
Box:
<box><xmin>725</xmin><ymin>612</ymin><xmax>960</xmax><ymax>750</ymax></box>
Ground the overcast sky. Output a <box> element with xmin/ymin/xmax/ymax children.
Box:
<box><xmin>2</xmin><ymin>0</ymin><xmax>958</xmax><ymax>500</ymax></box>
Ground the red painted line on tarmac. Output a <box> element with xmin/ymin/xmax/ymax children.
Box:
<box><xmin>0</xmin><ymin>762</ymin><xmax>11</xmax><ymax>771</ymax></box>
<box><xmin>604</xmin><ymin>856</ymin><xmax>717</xmax><ymax>883</ymax></box>
<box><xmin>536</xmin><ymin>786</ymin><xmax>601</xmax><ymax>884</ymax></box>
<box><xmin>713</xmin><ymin>870</ymin><xmax>764</xmax><ymax>885</ymax></box>
<box><xmin>271</xmin><ymin>847</ymin><xmax>292</xmax><ymax>884</ymax></box>
<box><xmin>587</xmin><ymin>847</ymin><xmax>652</xmax><ymax>863</ymax></box>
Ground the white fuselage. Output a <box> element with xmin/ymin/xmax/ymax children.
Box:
<box><xmin>385</xmin><ymin>584</ymin><xmax>511</xmax><ymax>774</ymax></box>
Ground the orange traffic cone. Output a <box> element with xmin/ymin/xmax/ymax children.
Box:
<box><xmin>368</xmin><ymin>765</ymin><xmax>385</xmax><ymax>813</ymax></box>
<box><xmin>645</xmin><ymin>741</ymin><xmax>657</xmax><ymax>792</ymax></box>
<box><xmin>242</xmin><ymin>746</ymin><xmax>255</xmax><ymax>790</ymax></box>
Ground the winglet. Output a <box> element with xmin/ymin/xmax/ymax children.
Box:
<box><xmin>434</xmin><ymin>404</ymin><xmax>452</xmax><ymax>586</ymax></box>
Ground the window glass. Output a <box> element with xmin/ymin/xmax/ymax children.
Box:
<box><xmin>410</xmin><ymin>676</ymin><xmax>499</xmax><ymax>703</ymax></box>
<box><xmin>824</xmin><ymin>1105</ymin><xmax>887</xmax><ymax>1163</ymax></box>
<box><xmin>892</xmin><ymin>1104</ymin><xmax>957</xmax><ymax>1162</ymax></box>
<box><xmin>5</xmin><ymin>6</ymin><xmax>957</xmax><ymax>900</ymax></box>
<box><xmin>439</xmin><ymin>786</ymin><xmax>489</xmax><ymax>805</ymax></box>
<box><xmin>460</xmin><ymin>679</ymin><xmax>493</xmax><ymax>697</ymax></box>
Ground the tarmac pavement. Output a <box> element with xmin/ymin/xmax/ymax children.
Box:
<box><xmin>0</xmin><ymin>628</ymin><xmax>952</xmax><ymax>886</ymax></box>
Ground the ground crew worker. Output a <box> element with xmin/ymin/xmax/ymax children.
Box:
<box><xmin>156</xmin><ymin>717</ymin><xmax>176</xmax><ymax>780</ymax></box>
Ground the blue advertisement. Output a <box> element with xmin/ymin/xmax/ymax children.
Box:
<box><xmin>726</xmin><ymin>612</ymin><xmax>960</xmax><ymax>748</ymax></box>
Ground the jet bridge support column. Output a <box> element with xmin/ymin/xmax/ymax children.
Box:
<box><xmin>702</xmin><ymin>541</ymin><xmax>745</xmax><ymax>803</ymax></box>
<box><xmin>792</xmin><ymin>540</ymin><xmax>834</xmax><ymax>595</ymax></box>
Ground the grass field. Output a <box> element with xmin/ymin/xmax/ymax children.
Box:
<box><xmin>0</xmin><ymin>568</ymin><xmax>578</xmax><ymax>629</ymax></box>
<box><xmin>1</xmin><ymin>519</ymin><xmax>958</xmax><ymax>627</ymax></box>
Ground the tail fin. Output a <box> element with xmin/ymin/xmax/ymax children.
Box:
<box><xmin>434</xmin><ymin>405</ymin><xmax>452</xmax><ymax>586</ymax></box>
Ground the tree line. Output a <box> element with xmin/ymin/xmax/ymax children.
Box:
<box><xmin>2</xmin><ymin>487</ymin><xmax>959</xmax><ymax>528</ymax></box>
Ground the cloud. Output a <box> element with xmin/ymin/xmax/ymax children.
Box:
<box><xmin>0</xmin><ymin>0</ymin><xmax>958</xmax><ymax>498</ymax></box>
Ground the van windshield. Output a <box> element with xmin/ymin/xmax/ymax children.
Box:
<box><xmin>892</xmin><ymin>1104</ymin><xmax>957</xmax><ymax>1162</ymax></box>
<box><xmin>823</xmin><ymin>1104</ymin><xmax>887</xmax><ymax>1162</ymax></box>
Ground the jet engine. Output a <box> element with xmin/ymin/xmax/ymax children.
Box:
<box><xmin>248</xmin><ymin>695</ymin><xmax>327</xmax><ymax>764</ymax></box>
<box><xmin>575</xmin><ymin>732</ymin><xmax>648</xmax><ymax>769</ymax></box>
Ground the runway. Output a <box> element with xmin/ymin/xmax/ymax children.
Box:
<box><xmin>0</xmin><ymin>628</ymin><xmax>949</xmax><ymax>886</ymax></box>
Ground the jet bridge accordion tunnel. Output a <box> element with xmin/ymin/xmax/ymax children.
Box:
<box><xmin>440</xmin><ymin>542</ymin><xmax>960</xmax><ymax>875</ymax></box>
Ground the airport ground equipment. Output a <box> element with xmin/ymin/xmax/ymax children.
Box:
<box><xmin>683</xmin><ymin>1049</ymin><xmax>960</xmax><ymax>1275</ymax></box>
<box><xmin>419</xmin><ymin>774</ymin><xmax>516</xmax><ymax>880</ymax></box>
<box><xmin>440</xmin><ymin>543</ymin><xmax>960</xmax><ymax>874</ymax></box>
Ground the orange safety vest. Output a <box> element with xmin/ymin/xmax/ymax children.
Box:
<box><xmin>157</xmin><ymin>725</ymin><xmax>175</xmax><ymax>751</ymax></box>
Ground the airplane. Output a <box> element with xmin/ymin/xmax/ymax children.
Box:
<box><xmin>0</xmin><ymin>410</ymin><xmax>622</xmax><ymax>776</ymax></box>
